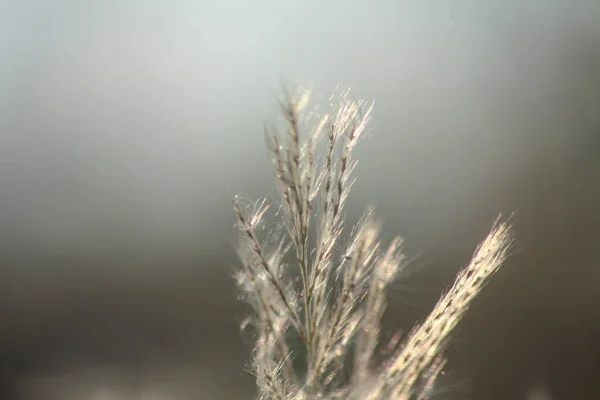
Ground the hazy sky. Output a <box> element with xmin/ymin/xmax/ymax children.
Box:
<box><xmin>1</xmin><ymin>0</ymin><xmax>599</xmax><ymax>254</ymax></box>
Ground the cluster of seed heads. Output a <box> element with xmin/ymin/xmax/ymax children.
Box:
<box><xmin>233</xmin><ymin>87</ymin><xmax>513</xmax><ymax>400</ymax></box>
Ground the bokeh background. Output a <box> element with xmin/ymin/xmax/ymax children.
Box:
<box><xmin>1</xmin><ymin>1</ymin><xmax>599</xmax><ymax>399</ymax></box>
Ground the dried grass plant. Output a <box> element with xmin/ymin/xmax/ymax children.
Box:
<box><xmin>233</xmin><ymin>87</ymin><xmax>513</xmax><ymax>399</ymax></box>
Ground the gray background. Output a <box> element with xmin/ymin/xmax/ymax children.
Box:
<box><xmin>1</xmin><ymin>1</ymin><xmax>599</xmax><ymax>398</ymax></box>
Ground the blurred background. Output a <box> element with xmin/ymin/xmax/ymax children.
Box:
<box><xmin>1</xmin><ymin>0</ymin><xmax>599</xmax><ymax>398</ymax></box>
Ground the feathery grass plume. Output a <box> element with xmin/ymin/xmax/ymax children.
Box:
<box><xmin>233</xmin><ymin>87</ymin><xmax>514</xmax><ymax>399</ymax></box>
